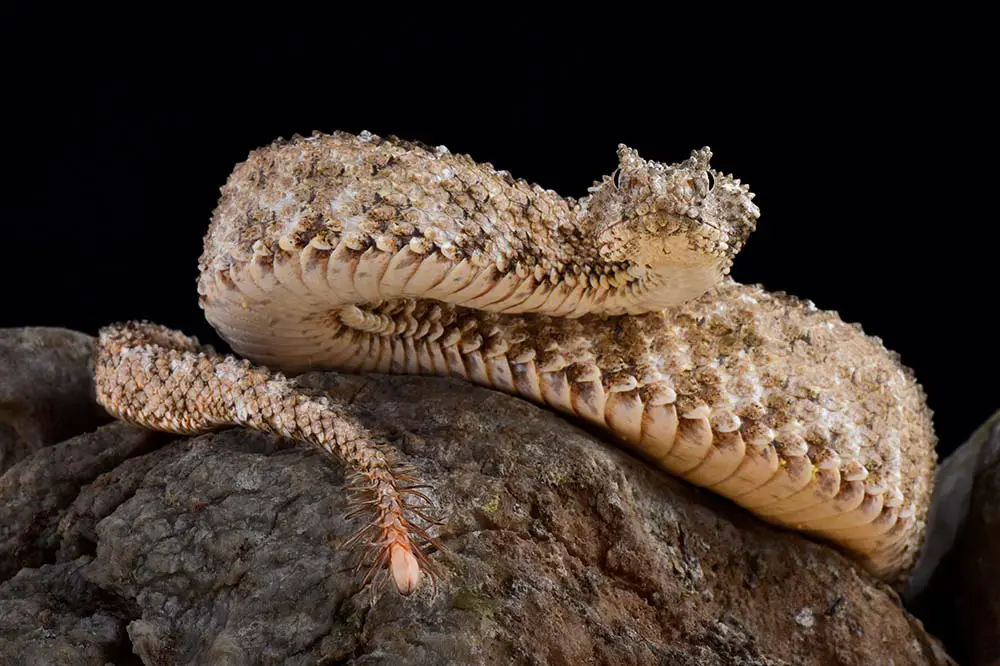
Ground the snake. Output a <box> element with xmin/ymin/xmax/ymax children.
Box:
<box><xmin>93</xmin><ymin>129</ymin><xmax>936</xmax><ymax>595</ymax></box>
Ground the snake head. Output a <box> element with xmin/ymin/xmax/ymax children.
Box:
<box><xmin>590</xmin><ymin>145</ymin><xmax>760</xmax><ymax>305</ymax></box>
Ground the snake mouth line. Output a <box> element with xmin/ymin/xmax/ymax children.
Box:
<box><xmin>596</xmin><ymin>212</ymin><xmax>727</xmax><ymax>247</ymax></box>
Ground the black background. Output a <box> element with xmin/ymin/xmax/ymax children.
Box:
<box><xmin>2</xmin><ymin>11</ymin><xmax>992</xmax><ymax>457</ymax></box>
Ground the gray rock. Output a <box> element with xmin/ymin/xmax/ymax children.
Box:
<box><xmin>1</xmin><ymin>359</ymin><xmax>953</xmax><ymax>665</ymax></box>
<box><xmin>911</xmin><ymin>414</ymin><xmax>1000</xmax><ymax>665</ymax></box>
<box><xmin>0</xmin><ymin>327</ymin><xmax>109</xmax><ymax>473</ymax></box>
<box><xmin>0</xmin><ymin>559</ymin><xmax>136</xmax><ymax>666</ymax></box>
<box><xmin>0</xmin><ymin>421</ymin><xmax>163</xmax><ymax>581</ymax></box>
<box><xmin>906</xmin><ymin>409</ymin><xmax>1000</xmax><ymax>600</ymax></box>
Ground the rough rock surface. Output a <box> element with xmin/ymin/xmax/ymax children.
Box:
<box><xmin>0</xmin><ymin>559</ymin><xmax>137</xmax><ymax>665</ymax></box>
<box><xmin>0</xmin><ymin>331</ymin><xmax>953</xmax><ymax>665</ymax></box>
<box><xmin>0</xmin><ymin>421</ymin><xmax>164</xmax><ymax>581</ymax></box>
<box><xmin>906</xmin><ymin>409</ymin><xmax>1000</xmax><ymax>599</ymax></box>
<box><xmin>911</xmin><ymin>413</ymin><xmax>1000</xmax><ymax>665</ymax></box>
<box><xmin>0</xmin><ymin>327</ymin><xmax>110</xmax><ymax>473</ymax></box>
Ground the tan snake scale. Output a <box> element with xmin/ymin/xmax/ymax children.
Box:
<box><xmin>94</xmin><ymin>130</ymin><xmax>936</xmax><ymax>594</ymax></box>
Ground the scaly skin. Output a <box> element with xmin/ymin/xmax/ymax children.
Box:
<box><xmin>94</xmin><ymin>130</ymin><xmax>936</xmax><ymax>595</ymax></box>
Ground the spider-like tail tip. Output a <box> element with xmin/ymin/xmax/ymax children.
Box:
<box><xmin>390</xmin><ymin>543</ymin><xmax>422</xmax><ymax>596</ymax></box>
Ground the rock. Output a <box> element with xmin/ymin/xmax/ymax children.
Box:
<box><xmin>0</xmin><ymin>327</ymin><xmax>109</xmax><ymax>473</ymax></box>
<box><xmin>0</xmin><ymin>421</ymin><xmax>163</xmax><ymax>581</ymax></box>
<box><xmin>905</xmin><ymin>409</ymin><xmax>1000</xmax><ymax>600</ymax></box>
<box><xmin>0</xmin><ymin>559</ymin><xmax>134</xmax><ymax>666</ymax></box>
<box><xmin>1</xmin><ymin>354</ymin><xmax>952</xmax><ymax>665</ymax></box>
<box><xmin>910</xmin><ymin>413</ymin><xmax>1000</xmax><ymax>665</ymax></box>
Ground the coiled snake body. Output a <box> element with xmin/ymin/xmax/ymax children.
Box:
<box><xmin>94</xmin><ymin>130</ymin><xmax>936</xmax><ymax>595</ymax></box>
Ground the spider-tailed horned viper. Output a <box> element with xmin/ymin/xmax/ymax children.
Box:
<box><xmin>94</xmin><ymin>129</ymin><xmax>936</xmax><ymax>596</ymax></box>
